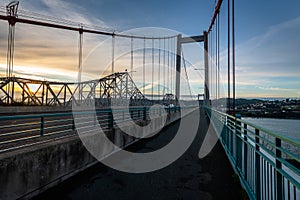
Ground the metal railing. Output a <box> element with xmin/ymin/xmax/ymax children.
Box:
<box><xmin>0</xmin><ymin>106</ymin><xmax>186</xmax><ymax>152</ymax></box>
<box><xmin>205</xmin><ymin>107</ymin><xmax>300</xmax><ymax>200</ymax></box>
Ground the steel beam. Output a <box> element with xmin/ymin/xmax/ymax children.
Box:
<box><xmin>180</xmin><ymin>35</ymin><xmax>204</xmax><ymax>44</ymax></box>
<box><xmin>204</xmin><ymin>31</ymin><xmax>210</xmax><ymax>105</ymax></box>
<box><xmin>175</xmin><ymin>34</ymin><xmax>182</xmax><ymax>100</ymax></box>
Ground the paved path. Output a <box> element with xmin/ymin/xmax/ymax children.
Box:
<box><xmin>34</xmin><ymin>109</ymin><xmax>245</xmax><ymax>200</ymax></box>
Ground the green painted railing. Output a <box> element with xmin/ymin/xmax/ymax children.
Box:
<box><xmin>205</xmin><ymin>107</ymin><xmax>300</xmax><ymax>200</ymax></box>
<box><xmin>0</xmin><ymin>106</ymin><xmax>187</xmax><ymax>152</ymax></box>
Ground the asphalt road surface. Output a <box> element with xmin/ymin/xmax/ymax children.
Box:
<box><xmin>34</xmin><ymin>108</ymin><xmax>246</xmax><ymax>200</ymax></box>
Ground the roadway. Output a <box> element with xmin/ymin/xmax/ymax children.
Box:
<box><xmin>34</xmin><ymin>108</ymin><xmax>245</xmax><ymax>200</ymax></box>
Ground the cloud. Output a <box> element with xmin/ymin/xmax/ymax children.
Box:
<box><xmin>257</xmin><ymin>86</ymin><xmax>295</xmax><ymax>92</ymax></box>
<box><xmin>0</xmin><ymin>0</ymin><xmax>112</xmax><ymax>78</ymax></box>
<box><xmin>236</xmin><ymin>16</ymin><xmax>300</xmax><ymax>70</ymax></box>
<box><xmin>227</xmin><ymin>16</ymin><xmax>300</xmax><ymax>98</ymax></box>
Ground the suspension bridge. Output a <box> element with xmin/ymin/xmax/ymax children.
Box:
<box><xmin>0</xmin><ymin>1</ymin><xmax>299</xmax><ymax>200</ymax></box>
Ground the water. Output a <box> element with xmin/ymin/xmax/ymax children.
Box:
<box><xmin>242</xmin><ymin>117</ymin><xmax>300</xmax><ymax>199</ymax></box>
<box><xmin>242</xmin><ymin>117</ymin><xmax>300</xmax><ymax>141</ymax></box>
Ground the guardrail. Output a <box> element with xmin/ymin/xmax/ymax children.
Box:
<box><xmin>0</xmin><ymin>106</ymin><xmax>187</xmax><ymax>152</ymax></box>
<box><xmin>205</xmin><ymin>107</ymin><xmax>300</xmax><ymax>200</ymax></box>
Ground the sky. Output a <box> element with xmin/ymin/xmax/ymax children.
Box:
<box><xmin>0</xmin><ymin>0</ymin><xmax>299</xmax><ymax>99</ymax></box>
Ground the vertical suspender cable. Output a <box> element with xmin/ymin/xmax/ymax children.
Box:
<box><xmin>216</xmin><ymin>15</ymin><xmax>218</xmax><ymax>101</ymax></box>
<box><xmin>167</xmin><ymin>39</ymin><xmax>170</xmax><ymax>93</ymax></box>
<box><xmin>227</xmin><ymin>0</ymin><xmax>231</xmax><ymax>114</ymax></box>
<box><xmin>174</xmin><ymin>37</ymin><xmax>177</xmax><ymax>93</ymax></box>
<box><xmin>158</xmin><ymin>39</ymin><xmax>161</xmax><ymax>99</ymax></box>
<box><xmin>143</xmin><ymin>38</ymin><xmax>146</xmax><ymax>95</ymax></box>
<box><xmin>209</xmin><ymin>30</ymin><xmax>211</xmax><ymax>98</ymax></box>
<box><xmin>131</xmin><ymin>37</ymin><xmax>133</xmax><ymax>78</ymax></box>
<box><xmin>163</xmin><ymin>38</ymin><xmax>166</xmax><ymax>95</ymax></box>
<box><xmin>6</xmin><ymin>27</ymin><xmax>10</xmax><ymax>78</ymax></box>
<box><xmin>217</xmin><ymin>12</ymin><xmax>220</xmax><ymax>102</ymax></box>
<box><xmin>78</xmin><ymin>27</ymin><xmax>83</xmax><ymax>100</ymax></box>
<box><xmin>182</xmin><ymin>52</ymin><xmax>192</xmax><ymax>99</ymax></box>
<box><xmin>112</xmin><ymin>34</ymin><xmax>116</xmax><ymax>98</ymax></box>
<box><xmin>9</xmin><ymin>26</ymin><xmax>15</xmax><ymax>79</ymax></box>
<box><xmin>6</xmin><ymin>25</ymin><xmax>11</xmax><ymax>102</ymax></box>
<box><xmin>232</xmin><ymin>0</ymin><xmax>236</xmax><ymax>116</ymax></box>
<box><xmin>210</xmin><ymin>29</ymin><xmax>213</xmax><ymax>97</ymax></box>
<box><xmin>213</xmin><ymin>26</ymin><xmax>216</xmax><ymax>99</ymax></box>
<box><xmin>112</xmin><ymin>34</ymin><xmax>115</xmax><ymax>74</ymax></box>
<box><xmin>170</xmin><ymin>38</ymin><xmax>173</xmax><ymax>93</ymax></box>
<box><xmin>152</xmin><ymin>38</ymin><xmax>154</xmax><ymax>100</ymax></box>
<box><xmin>173</xmin><ymin>37</ymin><xmax>176</xmax><ymax>92</ymax></box>
<box><xmin>6</xmin><ymin>20</ymin><xmax>16</xmax><ymax>103</ymax></box>
<box><xmin>209</xmin><ymin>31</ymin><xmax>211</xmax><ymax>96</ymax></box>
<box><xmin>78</xmin><ymin>27</ymin><xmax>83</xmax><ymax>82</ymax></box>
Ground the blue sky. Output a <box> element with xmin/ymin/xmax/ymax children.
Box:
<box><xmin>0</xmin><ymin>0</ymin><xmax>299</xmax><ymax>98</ymax></box>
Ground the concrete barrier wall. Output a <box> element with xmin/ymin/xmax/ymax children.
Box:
<box><xmin>0</xmin><ymin>110</ymin><xmax>185</xmax><ymax>200</ymax></box>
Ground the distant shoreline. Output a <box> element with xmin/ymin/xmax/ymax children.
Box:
<box><xmin>240</xmin><ymin>113</ymin><xmax>300</xmax><ymax>120</ymax></box>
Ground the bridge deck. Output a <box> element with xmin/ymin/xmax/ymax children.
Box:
<box><xmin>34</xmin><ymin>109</ymin><xmax>245</xmax><ymax>200</ymax></box>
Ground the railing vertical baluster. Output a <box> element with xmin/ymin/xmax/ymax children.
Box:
<box><xmin>143</xmin><ymin>107</ymin><xmax>147</xmax><ymax>121</ymax></box>
<box><xmin>108</xmin><ymin>109</ymin><xmax>113</xmax><ymax>129</ymax></box>
<box><xmin>287</xmin><ymin>181</ymin><xmax>290</xmax><ymax>200</ymax></box>
<box><xmin>264</xmin><ymin>159</ymin><xmax>267</xmax><ymax>200</ymax></box>
<box><xmin>40</xmin><ymin>116</ymin><xmax>44</xmax><ymax>136</ymax></box>
<box><xmin>255</xmin><ymin>128</ymin><xmax>261</xmax><ymax>200</ymax></box>
<box><xmin>230</xmin><ymin>118</ymin><xmax>234</xmax><ymax>155</ymax></box>
<box><xmin>243</xmin><ymin>123</ymin><xmax>248</xmax><ymax>181</ymax></box>
<box><xmin>268</xmin><ymin>162</ymin><xmax>270</xmax><ymax>199</ymax></box>
<box><xmin>293</xmin><ymin>185</ymin><xmax>296</xmax><ymax>200</ymax></box>
<box><xmin>275</xmin><ymin>137</ymin><xmax>283</xmax><ymax>200</ymax></box>
<box><xmin>270</xmin><ymin>164</ymin><xmax>273</xmax><ymax>200</ymax></box>
<box><xmin>138</xmin><ymin>108</ymin><xmax>141</xmax><ymax>119</ymax></box>
<box><xmin>72</xmin><ymin>116</ymin><xmax>75</xmax><ymax>130</ymax></box>
<box><xmin>225</xmin><ymin>116</ymin><xmax>229</xmax><ymax>148</ymax></box>
<box><xmin>235</xmin><ymin>114</ymin><xmax>242</xmax><ymax>171</ymax></box>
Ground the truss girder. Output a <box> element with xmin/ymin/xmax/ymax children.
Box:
<box><xmin>0</xmin><ymin>72</ymin><xmax>147</xmax><ymax>106</ymax></box>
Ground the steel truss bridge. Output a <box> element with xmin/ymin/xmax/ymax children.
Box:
<box><xmin>0</xmin><ymin>72</ymin><xmax>147</xmax><ymax>106</ymax></box>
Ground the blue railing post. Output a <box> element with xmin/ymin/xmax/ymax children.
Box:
<box><xmin>108</xmin><ymin>109</ymin><xmax>113</xmax><ymax>129</ymax></box>
<box><xmin>72</xmin><ymin>117</ymin><xmax>75</xmax><ymax>130</ymax></box>
<box><xmin>205</xmin><ymin>107</ymin><xmax>300</xmax><ymax>200</ymax></box>
<box><xmin>143</xmin><ymin>107</ymin><xmax>147</xmax><ymax>121</ymax></box>
<box><xmin>235</xmin><ymin>114</ymin><xmax>242</xmax><ymax>171</ymax></box>
<box><xmin>225</xmin><ymin>115</ymin><xmax>229</xmax><ymax>147</ymax></box>
<box><xmin>94</xmin><ymin>113</ymin><xmax>97</xmax><ymax>127</ymax></box>
<box><xmin>243</xmin><ymin>123</ymin><xmax>248</xmax><ymax>180</ymax></box>
<box><xmin>255</xmin><ymin>128</ymin><xmax>261</xmax><ymax>200</ymax></box>
<box><xmin>230</xmin><ymin>118</ymin><xmax>234</xmax><ymax>155</ymax></box>
<box><xmin>275</xmin><ymin>137</ymin><xmax>283</xmax><ymax>200</ymax></box>
<box><xmin>40</xmin><ymin>116</ymin><xmax>44</xmax><ymax>136</ymax></box>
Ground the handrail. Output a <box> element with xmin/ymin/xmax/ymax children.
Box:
<box><xmin>0</xmin><ymin>106</ymin><xmax>197</xmax><ymax>153</ymax></box>
<box><xmin>209</xmin><ymin>107</ymin><xmax>300</xmax><ymax>147</ymax></box>
<box><xmin>205</xmin><ymin>106</ymin><xmax>300</xmax><ymax>200</ymax></box>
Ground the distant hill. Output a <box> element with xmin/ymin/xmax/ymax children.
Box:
<box><xmin>212</xmin><ymin>98</ymin><xmax>264</xmax><ymax>107</ymax></box>
<box><xmin>235</xmin><ymin>98</ymin><xmax>264</xmax><ymax>106</ymax></box>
